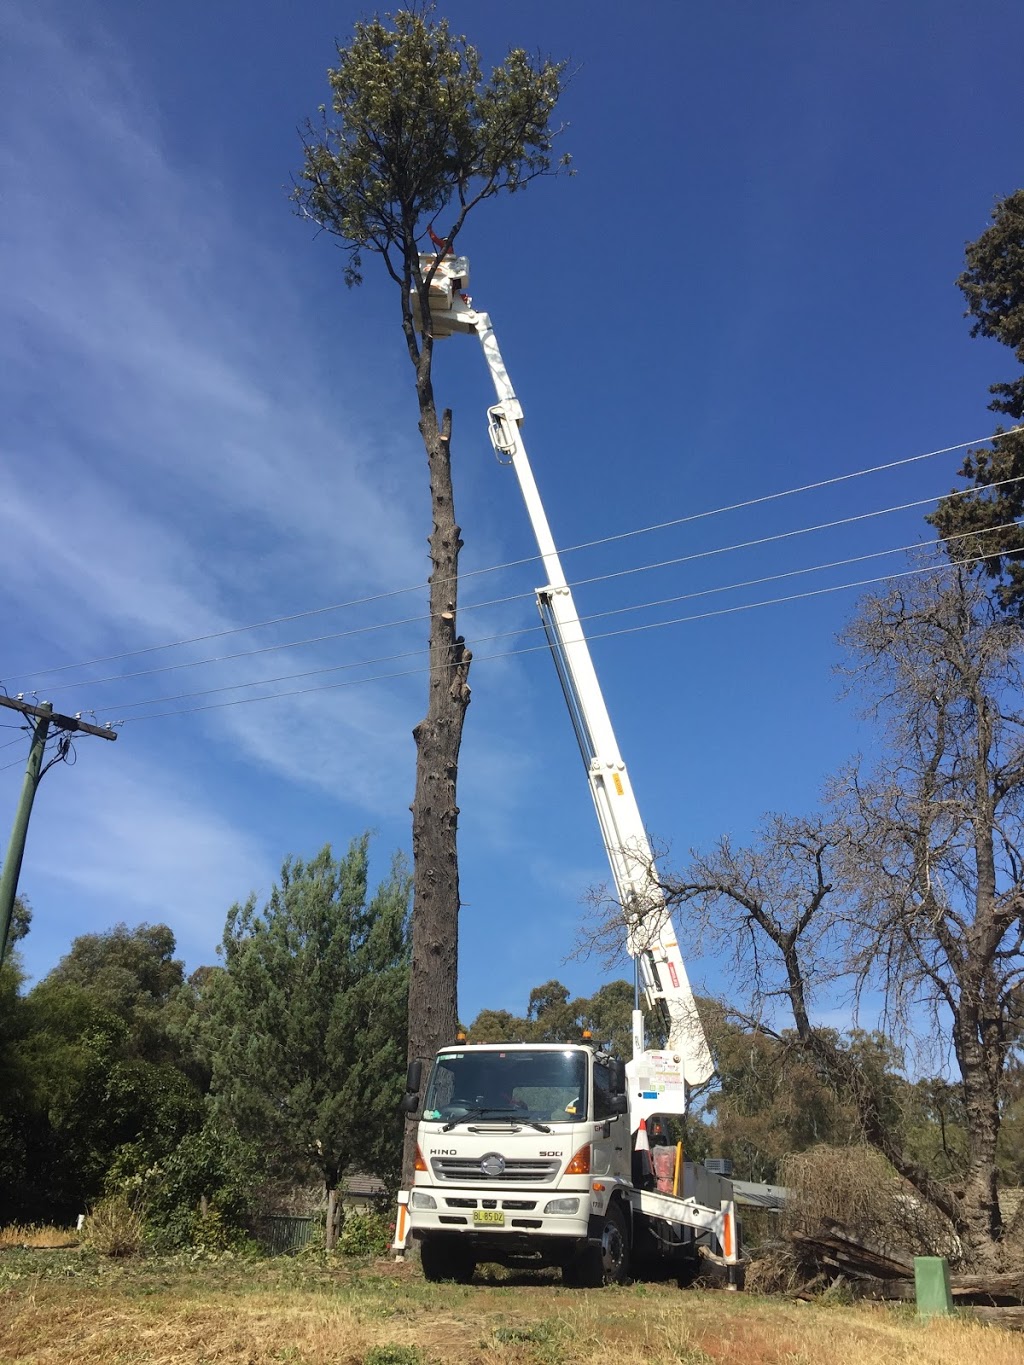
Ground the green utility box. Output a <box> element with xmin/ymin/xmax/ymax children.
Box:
<box><xmin>914</xmin><ymin>1256</ymin><xmax>953</xmax><ymax>1318</ymax></box>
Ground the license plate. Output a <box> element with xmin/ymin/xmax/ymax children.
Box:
<box><xmin>473</xmin><ymin>1209</ymin><xmax>505</xmax><ymax>1226</ymax></box>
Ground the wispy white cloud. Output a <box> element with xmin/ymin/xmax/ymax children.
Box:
<box><xmin>0</xmin><ymin>3</ymin><xmax>537</xmax><ymax>830</ymax></box>
<box><xmin>18</xmin><ymin>755</ymin><xmax>276</xmax><ymax>978</ymax></box>
<box><xmin>0</xmin><ymin>0</ymin><xmax>546</xmax><ymax>906</ymax></box>
<box><xmin>0</xmin><ymin>7</ymin><xmax>425</xmax><ymax>609</ymax></box>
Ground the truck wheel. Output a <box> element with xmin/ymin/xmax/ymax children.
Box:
<box><xmin>562</xmin><ymin>1203</ymin><xmax>629</xmax><ymax>1288</ymax></box>
<box><xmin>675</xmin><ymin>1250</ymin><xmax>701</xmax><ymax>1288</ymax></box>
<box><xmin>420</xmin><ymin>1236</ymin><xmax>475</xmax><ymax>1284</ymax></box>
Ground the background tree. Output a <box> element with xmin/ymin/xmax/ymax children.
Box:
<box><xmin>837</xmin><ymin>570</ymin><xmax>1024</xmax><ymax>1261</ymax></box>
<box><xmin>466</xmin><ymin>978</ymin><xmax>634</xmax><ymax>1058</ymax></box>
<box><xmin>0</xmin><ymin>897</ymin><xmax>34</xmax><ymax>1222</ymax></box>
<box><xmin>199</xmin><ymin>838</ymin><xmax>411</xmax><ymax>1247</ymax></box>
<box><xmin>3</xmin><ymin>922</ymin><xmax>203</xmax><ymax>1224</ymax></box>
<box><xmin>292</xmin><ymin>9</ymin><xmax>568</xmax><ymax>1182</ymax></box>
<box><xmin>929</xmin><ymin>189</ymin><xmax>1024</xmax><ymax>610</ymax></box>
<box><xmin>648</xmin><ymin>571</ymin><xmax>1024</xmax><ymax>1267</ymax></box>
<box><xmin>697</xmin><ymin>998</ymin><xmax>864</xmax><ymax>1183</ymax></box>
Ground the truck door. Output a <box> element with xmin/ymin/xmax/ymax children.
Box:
<box><xmin>592</xmin><ymin>1061</ymin><xmax>630</xmax><ymax>1183</ymax></box>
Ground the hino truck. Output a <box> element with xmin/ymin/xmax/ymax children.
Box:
<box><xmin>394</xmin><ymin>252</ymin><xmax>740</xmax><ymax>1288</ymax></box>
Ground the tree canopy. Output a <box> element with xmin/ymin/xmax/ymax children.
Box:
<box><xmin>198</xmin><ymin>837</ymin><xmax>411</xmax><ymax>1244</ymax></box>
<box><xmin>1</xmin><ymin>922</ymin><xmax>203</xmax><ymax>1224</ymax></box>
<box><xmin>930</xmin><ymin>189</ymin><xmax>1024</xmax><ymax>610</ymax></box>
<box><xmin>293</xmin><ymin>8</ymin><xmax>568</xmax><ymax>289</ymax></box>
<box><xmin>466</xmin><ymin>977</ymin><xmax>635</xmax><ymax>1060</ymax></box>
<box><xmin>0</xmin><ymin>841</ymin><xmax>413</xmax><ymax>1243</ymax></box>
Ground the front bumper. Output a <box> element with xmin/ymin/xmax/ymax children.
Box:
<box><xmin>408</xmin><ymin>1182</ymin><xmax>592</xmax><ymax>1243</ymax></box>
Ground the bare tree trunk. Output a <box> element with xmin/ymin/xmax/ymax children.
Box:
<box><xmin>401</xmin><ymin>394</ymin><xmax>471</xmax><ymax>1185</ymax></box>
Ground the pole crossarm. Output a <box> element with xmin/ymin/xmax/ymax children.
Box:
<box><xmin>0</xmin><ymin>694</ymin><xmax>118</xmax><ymax>741</ymax></box>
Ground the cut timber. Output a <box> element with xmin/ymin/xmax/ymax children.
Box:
<box><xmin>967</xmin><ymin>1306</ymin><xmax>1024</xmax><ymax>1332</ymax></box>
<box><xmin>790</xmin><ymin>1219</ymin><xmax>914</xmax><ymax>1281</ymax></box>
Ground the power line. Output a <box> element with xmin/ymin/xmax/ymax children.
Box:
<box><xmin>26</xmin><ymin>470</ymin><xmax>1024</xmax><ymax>699</ymax></box>
<box><xmin>118</xmin><ymin>548</ymin><xmax>1001</xmax><ymax>725</ymax></box>
<box><xmin>104</xmin><ymin>523</ymin><xmax>1014</xmax><ymax>716</ymax></box>
<box><xmin>8</xmin><ymin>426</ymin><xmax>1020</xmax><ymax>686</ymax></box>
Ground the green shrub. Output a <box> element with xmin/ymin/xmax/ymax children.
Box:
<box><xmin>363</xmin><ymin>1347</ymin><xmax>423</xmax><ymax>1365</ymax></box>
<box><xmin>107</xmin><ymin>1124</ymin><xmax>263</xmax><ymax>1252</ymax></box>
<box><xmin>81</xmin><ymin>1195</ymin><xmax>146</xmax><ymax>1257</ymax></box>
<box><xmin>492</xmin><ymin>1320</ymin><xmax>567</xmax><ymax>1365</ymax></box>
<box><xmin>337</xmin><ymin>1210</ymin><xmax>392</xmax><ymax>1257</ymax></box>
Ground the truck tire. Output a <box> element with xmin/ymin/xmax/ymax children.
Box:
<box><xmin>562</xmin><ymin>1202</ymin><xmax>629</xmax><ymax>1288</ymax></box>
<box><xmin>675</xmin><ymin>1250</ymin><xmax>701</xmax><ymax>1288</ymax></box>
<box><xmin>419</xmin><ymin>1236</ymin><xmax>475</xmax><ymax>1284</ymax></box>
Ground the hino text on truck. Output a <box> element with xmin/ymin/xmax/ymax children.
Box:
<box><xmin>392</xmin><ymin>251</ymin><xmax>742</xmax><ymax>1288</ymax></box>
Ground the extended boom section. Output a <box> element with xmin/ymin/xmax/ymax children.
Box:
<box><xmin>414</xmin><ymin>255</ymin><xmax>712</xmax><ymax>1090</ymax></box>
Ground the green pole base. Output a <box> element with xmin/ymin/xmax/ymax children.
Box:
<box><xmin>914</xmin><ymin>1256</ymin><xmax>953</xmax><ymax>1319</ymax></box>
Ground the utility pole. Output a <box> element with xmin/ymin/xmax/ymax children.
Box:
<box><xmin>0</xmin><ymin>695</ymin><xmax>117</xmax><ymax>969</ymax></box>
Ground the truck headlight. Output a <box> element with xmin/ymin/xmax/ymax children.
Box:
<box><xmin>410</xmin><ymin>1192</ymin><xmax>437</xmax><ymax>1210</ymax></box>
<box><xmin>543</xmin><ymin>1197</ymin><xmax>580</xmax><ymax>1215</ymax></box>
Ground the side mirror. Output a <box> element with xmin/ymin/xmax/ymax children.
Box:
<box><xmin>399</xmin><ymin>1059</ymin><xmax>423</xmax><ymax>1119</ymax></box>
<box><xmin>610</xmin><ymin>1093</ymin><xmax>628</xmax><ymax>1116</ymax></box>
<box><xmin>608</xmin><ymin>1058</ymin><xmax>626</xmax><ymax>1095</ymax></box>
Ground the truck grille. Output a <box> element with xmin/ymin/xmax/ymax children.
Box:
<box><xmin>443</xmin><ymin>1198</ymin><xmax>538</xmax><ymax>1210</ymax></box>
<box><xmin>430</xmin><ymin>1156</ymin><xmax>560</xmax><ymax>1183</ymax></box>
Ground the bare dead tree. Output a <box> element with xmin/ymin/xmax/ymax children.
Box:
<box><xmin>832</xmin><ymin>569</ymin><xmax>1024</xmax><ymax>1264</ymax></box>
<box><xmin>576</xmin><ymin>571</ymin><xmax>1024</xmax><ymax>1267</ymax></box>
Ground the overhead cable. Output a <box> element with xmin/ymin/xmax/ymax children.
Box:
<box><xmin>115</xmin><ymin>548</ymin><xmax>1004</xmax><ymax>725</ymax></box>
<box><xmin>7</xmin><ymin>426</ymin><xmax>1020</xmax><ymax>685</ymax></box>
<box><xmin>27</xmin><ymin>471</ymin><xmax>1024</xmax><ymax>697</ymax></box>
<box><xmin>101</xmin><ymin>523</ymin><xmax>1017</xmax><ymax>715</ymax></box>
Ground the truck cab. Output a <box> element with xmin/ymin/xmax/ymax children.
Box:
<box><xmin>407</xmin><ymin>1042</ymin><xmax>634</xmax><ymax>1285</ymax></box>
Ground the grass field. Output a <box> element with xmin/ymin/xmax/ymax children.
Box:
<box><xmin>1</xmin><ymin>1248</ymin><xmax>1021</xmax><ymax>1365</ymax></box>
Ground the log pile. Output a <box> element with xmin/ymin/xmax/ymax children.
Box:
<box><xmin>790</xmin><ymin>1219</ymin><xmax>913</xmax><ymax>1282</ymax></box>
<box><xmin>789</xmin><ymin>1218</ymin><xmax>1024</xmax><ymax>1330</ymax></box>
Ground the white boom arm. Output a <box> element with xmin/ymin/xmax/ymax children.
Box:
<box><xmin>416</xmin><ymin>255</ymin><xmax>713</xmax><ymax>1088</ymax></box>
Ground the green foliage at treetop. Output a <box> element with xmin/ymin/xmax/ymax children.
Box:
<box><xmin>293</xmin><ymin>7</ymin><xmax>569</xmax><ymax>286</ymax></box>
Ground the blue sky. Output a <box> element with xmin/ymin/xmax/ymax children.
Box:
<box><xmin>1</xmin><ymin>1</ymin><xmax>1021</xmax><ymax>1034</ymax></box>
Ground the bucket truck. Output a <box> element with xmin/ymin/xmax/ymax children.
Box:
<box><xmin>394</xmin><ymin>253</ymin><xmax>740</xmax><ymax>1288</ymax></box>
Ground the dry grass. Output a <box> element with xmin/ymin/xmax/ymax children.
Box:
<box><xmin>0</xmin><ymin>1225</ymin><xmax>79</xmax><ymax>1249</ymax></box>
<box><xmin>0</xmin><ymin>1251</ymin><xmax>1021</xmax><ymax>1365</ymax></box>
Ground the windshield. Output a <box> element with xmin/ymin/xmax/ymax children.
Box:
<box><xmin>423</xmin><ymin>1048</ymin><xmax>589</xmax><ymax>1123</ymax></box>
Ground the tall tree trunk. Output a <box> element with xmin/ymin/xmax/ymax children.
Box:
<box><xmin>951</xmin><ymin>702</ymin><xmax>1006</xmax><ymax>1265</ymax></box>
<box><xmin>402</xmin><ymin>393</ymin><xmax>471</xmax><ymax>1185</ymax></box>
<box><xmin>953</xmin><ymin>979</ymin><xmax>1005</xmax><ymax>1265</ymax></box>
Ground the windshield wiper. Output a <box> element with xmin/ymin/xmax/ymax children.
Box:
<box><xmin>442</xmin><ymin>1106</ymin><xmax>525</xmax><ymax>1132</ymax></box>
